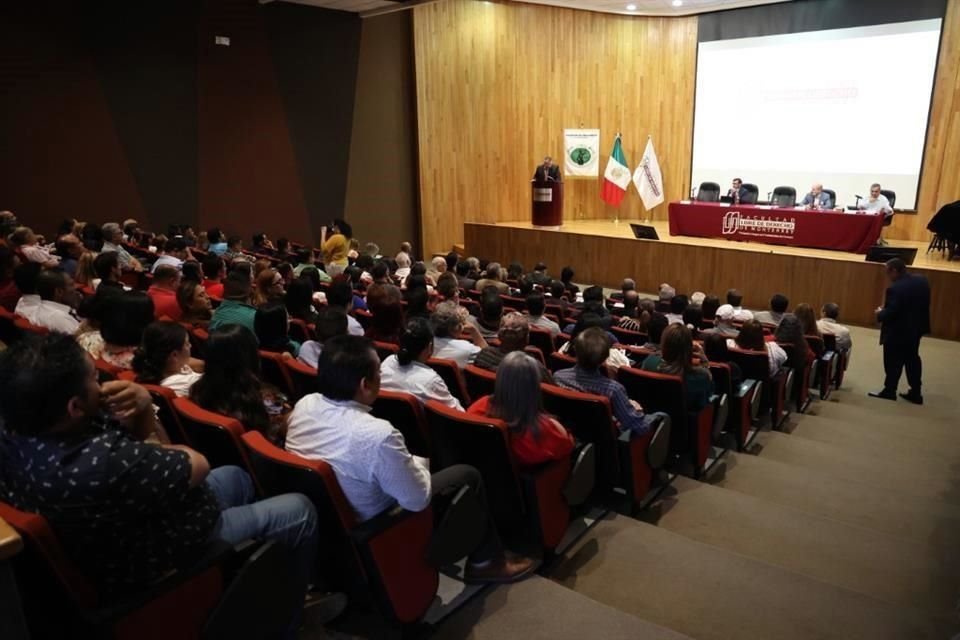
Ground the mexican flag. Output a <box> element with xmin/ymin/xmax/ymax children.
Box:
<box><xmin>601</xmin><ymin>135</ymin><xmax>631</xmax><ymax>207</ymax></box>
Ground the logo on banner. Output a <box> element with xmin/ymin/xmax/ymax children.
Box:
<box><xmin>722</xmin><ymin>211</ymin><xmax>797</xmax><ymax>238</ymax></box>
<box><xmin>563</xmin><ymin>128</ymin><xmax>600</xmax><ymax>177</ymax></box>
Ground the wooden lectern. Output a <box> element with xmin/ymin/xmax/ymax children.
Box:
<box><xmin>531</xmin><ymin>180</ymin><xmax>563</xmax><ymax>227</ymax></box>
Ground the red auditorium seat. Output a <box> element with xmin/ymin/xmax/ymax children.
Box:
<box><xmin>240</xmin><ymin>431</ymin><xmax>439</xmax><ymax>625</ymax></box>
<box><xmin>616</xmin><ymin>367</ymin><xmax>716</xmax><ymax>478</ymax></box>
<box><xmin>172</xmin><ymin>398</ymin><xmax>256</xmax><ymax>477</ymax></box>
<box><xmin>93</xmin><ymin>358</ymin><xmax>125</xmax><ymax>383</ymax></box>
<box><xmin>464</xmin><ymin>365</ymin><xmax>497</xmax><ymax>402</ymax></box>
<box><xmin>139</xmin><ymin>383</ymin><xmax>192</xmax><ymax>446</ymax></box>
<box><xmin>728</xmin><ymin>347</ymin><xmax>792</xmax><ymax>429</ymax></box>
<box><xmin>258</xmin><ymin>350</ymin><xmax>296</xmax><ymax>399</ymax></box>
<box><xmin>527</xmin><ymin>327</ymin><xmax>555</xmax><ymax>355</ymax></box>
<box><xmin>371</xmin><ymin>390</ymin><xmax>431</xmax><ymax>457</ymax></box>
<box><xmin>821</xmin><ymin>333</ymin><xmax>848</xmax><ymax>389</ymax></box>
<box><xmin>708</xmin><ymin>362</ymin><xmax>762</xmax><ymax>451</ymax></box>
<box><xmin>427</xmin><ymin>357</ymin><xmax>471</xmax><ymax>407</ymax></box>
<box><xmin>610</xmin><ymin>326</ymin><xmax>647</xmax><ymax>346</ymax></box>
<box><xmin>541</xmin><ymin>384</ymin><xmax>670</xmax><ymax>512</ymax></box>
<box><xmin>373</xmin><ymin>340</ymin><xmax>399</xmax><ymax>362</ymax></box>
<box><xmin>287</xmin><ymin>318</ymin><xmax>314</xmax><ymax>343</ymax></box>
<box><xmin>12</xmin><ymin>316</ymin><xmax>48</xmax><ymax>337</ymax></box>
<box><xmin>548</xmin><ymin>351</ymin><xmax>577</xmax><ymax>373</ymax></box>
<box><xmin>500</xmin><ymin>295</ymin><xmax>525</xmax><ymax>311</ymax></box>
<box><xmin>777</xmin><ymin>342</ymin><xmax>813</xmax><ymax>413</ymax></box>
<box><xmin>283</xmin><ymin>357</ymin><xmax>317</xmax><ymax>401</ymax></box>
<box><xmin>806</xmin><ymin>334</ymin><xmax>838</xmax><ymax>401</ymax></box>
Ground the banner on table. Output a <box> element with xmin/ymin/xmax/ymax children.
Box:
<box><xmin>563</xmin><ymin>128</ymin><xmax>600</xmax><ymax>177</ymax></box>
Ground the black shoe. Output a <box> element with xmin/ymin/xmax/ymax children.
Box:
<box><xmin>898</xmin><ymin>391</ymin><xmax>923</xmax><ymax>405</ymax></box>
<box><xmin>868</xmin><ymin>389</ymin><xmax>897</xmax><ymax>400</ymax></box>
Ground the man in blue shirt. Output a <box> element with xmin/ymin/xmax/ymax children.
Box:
<box><xmin>801</xmin><ymin>183</ymin><xmax>833</xmax><ymax>210</ymax></box>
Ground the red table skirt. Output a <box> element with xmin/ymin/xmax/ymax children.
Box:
<box><xmin>668</xmin><ymin>201</ymin><xmax>884</xmax><ymax>254</ymax></box>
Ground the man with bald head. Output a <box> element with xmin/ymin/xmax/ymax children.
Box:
<box><xmin>801</xmin><ymin>183</ymin><xmax>832</xmax><ymax>210</ymax></box>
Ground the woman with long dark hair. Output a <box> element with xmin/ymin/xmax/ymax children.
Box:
<box><xmin>284</xmin><ymin>277</ymin><xmax>319</xmax><ymax>324</ymax></box>
<box><xmin>177</xmin><ymin>280</ymin><xmax>212</xmax><ymax>327</ymax></box>
<box><xmin>254</xmin><ymin>303</ymin><xmax>300</xmax><ymax>357</ymax></box>
<box><xmin>641</xmin><ymin>323</ymin><xmax>712</xmax><ymax>411</ymax></box>
<box><xmin>365</xmin><ymin>283</ymin><xmax>405</xmax><ymax>345</ymax></box>
<box><xmin>467</xmin><ymin>351</ymin><xmax>574</xmax><ymax>466</ymax></box>
<box><xmin>100</xmin><ymin>291</ymin><xmax>155</xmax><ymax>370</ymax></box>
<box><xmin>133</xmin><ymin>321</ymin><xmax>204</xmax><ymax>397</ymax></box>
<box><xmin>774</xmin><ymin>313</ymin><xmax>816</xmax><ymax>369</ymax></box>
<box><xmin>735</xmin><ymin>319</ymin><xmax>787</xmax><ymax>376</ymax></box>
<box><xmin>379</xmin><ymin>317</ymin><xmax>462</xmax><ymax>409</ymax></box>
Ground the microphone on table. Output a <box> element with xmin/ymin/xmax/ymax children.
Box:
<box><xmin>854</xmin><ymin>195</ymin><xmax>863</xmax><ymax>209</ymax></box>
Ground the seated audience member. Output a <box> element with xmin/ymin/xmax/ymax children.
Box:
<box><xmin>475</xmin><ymin>262</ymin><xmax>510</xmax><ymax>294</ymax></box>
<box><xmin>0</xmin><ymin>245</ymin><xmax>19</xmax><ymax>312</ymax></box>
<box><xmin>328</xmin><ymin>278</ymin><xmax>364</xmax><ymax>336</ymax></box>
<box><xmin>475</xmin><ymin>312</ymin><xmax>553</xmax><ymax>383</ymax></box>
<box><xmin>665</xmin><ymin>294</ymin><xmax>688</xmax><ymax>325</ymax></box>
<box><xmin>362</xmin><ymin>242</ymin><xmax>381</xmax><ymax>259</ymax></box>
<box><xmin>285</xmin><ymin>335</ymin><xmax>537</xmax><ymax>583</ymax></box>
<box><xmin>395</xmin><ymin>241</ymin><xmax>413</xmax><ymax>264</ymax></box>
<box><xmin>252</xmin><ymin>268</ymin><xmax>284</xmax><ymax>307</ymax></box>
<box><xmin>657</xmin><ymin>284</ymin><xmax>675</xmax><ymax>312</ymax></box>
<box><xmin>753</xmin><ymin>293</ymin><xmax>789</xmax><ymax>326</ymax></box>
<box><xmin>436</xmin><ymin>271</ymin><xmax>460</xmax><ymax>302</ymax></box>
<box><xmin>526</xmin><ymin>262</ymin><xmax>550</xmax><ymax>287</ymax></box>
<box><xmin>33</xmin><ymin>268</ymin><xmax>80</xmax><ymax>334</ymax></box>
<box><xmin>701</xmin><ymin>295</ymin><xmax>721</xmax><ymax>324</ymax></box>
<box><xmin>55</xmin><ymin>234</ymin><xmax>85</xmax><ymax>278</ymax></box>
<box><xmin>13</xmin><ymin>262</ymin><xmax>42</xmax><ymax>323</ymax></box>
<box><xmin>640</xmin><ymin>312</ymin><xmax>669</xmax><ymax>352</ymax></box>
<box><xmin>703</xmin><ymin>332</ymin><xmax>743</xmax><ymax>390</ymax></box>
<box><xmin>100</xmin><ymin>292</ymin><xmax>156</xmax><ymax>370</ymax></box>
<box><xmin>394</xmin><ymin>251</ymin><xmax>412</xmax><ymax>285</ymax></box>
<box><xmin>0</xmin><ymin>335</ymin><xmax>323</xmax><ymax>618</ymax></box>
<box><xmin>554</xmin><ymin>327</ymin><xmax>658</xmax><ymax>434</ymax></box>
<box><xmin>432</xmin><ymin>300</ymin><xmax>487</xmax><ymax>368</ymax></box>
<box><xmin>291</xmin><ymin>248</ymin><xmax>320</xmax><ymax>279</ymax></box>
<box><xmin>734</xmin><ymin>319</ymin><xmax>787</xmax><ymax>376</ymax></box>
<box><xmin>133</xmin><ymin>321</ymin><xmax>205</xmax><ymax>397</ymax></box>
<box><xmin>526</xmin><ymin>291</ymin><xmax>561</xmax><ymax>336</ymax></box>
<box><xmin>254</xmin><ymin>259</ymin><xmax>274</xmax><ymax>280</ymax></box>
<box><xmin>206</xmin><ymin>228</ymin><xmax>228</xmax><ymax>256</ymax></box>
<box><xmin>560</xmin><ymin>312</ymin><xmax>630</xmax><ymax>369</ymax></box>
<box><xmin>177</xmin><ymin>279</ymin><xmax>213</xmax><ymax>327</ymax></box>
<box><xmin>255</xmin><ymin>302</ymin><xmax>300</xmax><ymax>358</ymax></box>
<box><xmin>690</xmin><ymin>291</ymin><xmax>706</xmax><ymax>308</ymax></box>
<box><xmin>285</xmin><ymin>277</ymin><xmax>320</xmax><ymax>324</ymax></box>
<box><xmin>707</xmin><ymin>304</ymin><xmax>740</xmax><ymax>338</ymax></box>
<box><xmin>725</xmin><ymin>289</ymin><xmax>753</xmax><ymax>322</ymax></box>
<box><xmin>276</xmin><ymin>261</ymin><xmax>295</xmax><ymax>286</ymax></box>
<box><xmin>818</xmin><ymin>302</ymin><xmax>853</xmax><ymax>353</ymax></box>
<box><xmin>618</xmin><ymin>294</ymin><xmax>650</xmax><ymax>332</ymax></box>
<box><xmin>209</xmin><ymin>270</ymin><xmax>257</xmax><ymax>333</ymax></box>
<box><xmin>275</xmin><ymin>237</ymin><xmax>292</xmax><ymax>258</ymax></box>
<box><xmin>223</xmin><ymin>236</ymin><xmax>253</xmax><ymax>264</ymax></box>
<box><xmin>774</xmin><ymin>313</ymin><xmax>816</xmax><ymax>368</ymax></box>
<box><xmin>101</xmin><ymin>222</ymin><xmax>143</xmax><ymax>271</ymax></box>
<box><xmin>426</xmin><ymin>256</ymin><xmax>447</xmax><ymax>284</ymax></box>
<box><xmin>468</xmin><ymin>351</ymin><xmax>574</xmax><ymax>466</ymax></box>
<box><xmin>380</xmin><ymin>317</ymin><xmax>462</xmax><ymax>410</ymax></box>
<box><xmin>94</xmin><ymin>251</ymin><xmax>125</xmax><ymax>292</ymax></box>
<box><xmin>151</xmin><ymin>237</ymin><xmax>190</xmax><ymax>273</ymax></box>
<box><xmin>181</xmin><ymin>260</ymin><xmax>202</xmax><ymax>285</ymax></box>
<box><xmin>74</xmin><ymin>286</ymin><xmax>120</xmax><ymax>358</ymax></box>
<box><xmin>445</xmin><ymin>251</ymin><xmax>460</xmax><ymax>273</ymax></box>
<box><xmin>610</xmin><ymin>277</ymin><xmax>635</xmax><ymax>302</ymax></box>
<box><xmin>74</xmin><ymin>251</ymin><xmax>98</xmax><ymax>290</ymax></box>
<box><xmin>641</xmin><ymin>323</ymin><xmax>712</xmax><ymax>411</ymax></box>
<box><xmin>682</xmin><ymin>306</ymin><xmax>704</xmax><ymax>333</ymax></box>
<box><xmin>404</xmin><ymin>284</ymin><xmax>432</xmax><ymax>321</ymax></box>
<box><xmin>201</xmin><ymin>254</ymin><xmax>226</xmax><ymax>298</ymax></box>
<box><xmin>9</xmin><ymin>226</ymin><xmax>59</xmax><ymax>268</ymax></box>
<box><xmin>147</xmin><ymin>265</ymin><xmax>183</xmax><ymax>321</ymax></box>
<box><xmin>794</xmin><ymin>302</ymin><xmax>822</xmax><ymax>345</ymax></box>
<box><xmin>560</xmin><ymin>266</ymin><xmax>579</xmax><ymax>296</ymax></box>
<box><xmin>298</xmin><ymin>307</ymin><xmax>349</xmax><ymax>369</ymax></box>
<box><xmin>578</xmin><ymin>285</ymin><xmax>610</xmax><ymax>322</ymax></box>
<box><xmin>370</xmin><ymin>261</ymin><xmax>391</xmax><ymax>286</ymax></box>
<box><xmin>191</xmin><ymin>324</ymin><xmax>289</xmax><ymax>444</ymax></box>
<box><xmin>252</xmin><ymin>232</ymin><xmax>275</xmax><ymax>254</ymax></box>
<box><xmin>471</xmin><ymin>287</ymin><xmax>505</xmax><ymax>338</ymax></box>
<box><xmin>455</xmin><ymin>260</ymin><xmax>477</xmax><ymax>291</ymax></box>
<box><xmin>366</xmin><ymin>283</ymin><xmax>405</xmax><ymax>345</ymax></box>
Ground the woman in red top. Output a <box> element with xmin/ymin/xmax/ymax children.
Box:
<box><xmin>467</xmin><ymin>351</ymin><xmax>574</xmax><ymax>467</ymax></box>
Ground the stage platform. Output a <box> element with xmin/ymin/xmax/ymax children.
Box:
<box><xmin>464</xmin><ymin>220</ymin><xmax>960</xmax><ymax>341</ymax></box>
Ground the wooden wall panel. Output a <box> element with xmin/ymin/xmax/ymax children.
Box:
<box><xmin>413</xmin><ymin>0</ymin><xmax>698</xmax><ymax>255</ymax></box>
<box><xmin>465</xmin><ymin>222</ymin><xmax>960</xmax><ymax>341</ymax></box>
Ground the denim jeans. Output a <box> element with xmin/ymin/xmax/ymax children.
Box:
<box><xmin>205</xmin><ymin>466</ymin><xmax>319</xmax><ymax>595</ymax></box>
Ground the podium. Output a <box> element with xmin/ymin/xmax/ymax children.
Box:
<box><xmin>531</xmin><ymin>180</ymin><xmax>563</xmax><ymax>227</ymax></box>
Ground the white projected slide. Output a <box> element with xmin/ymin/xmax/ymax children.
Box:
<box><xmin>691</xmin><ymin>19</ymin><xmax>942</xmax><ymax>210</ymax></box>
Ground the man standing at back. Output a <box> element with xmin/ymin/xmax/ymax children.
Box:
<box><xmin>869</xmin><ymin>258</ymin><xmax>930</xmax><ymax>404</ymax></box>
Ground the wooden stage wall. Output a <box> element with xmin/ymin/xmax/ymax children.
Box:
<box><xmin>414</xmin><ymin>0</ymin><xmax>960</xmax><ymax>255</ymax></box>
<box><xmin>464</xmin><ymin>222</ymin><xmax>960</xmax><ymax>342</ymax></box>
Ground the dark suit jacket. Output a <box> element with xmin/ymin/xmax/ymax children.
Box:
<box><xmin>533</xmin><ymin>165</ymin><xmax>561</xmax><ymax>182</ymax></box>
<box><xmin>727</xmin><ymin>186</ymin><xmax>749</xmax><ymax>202</ymax></box>
<box><xmin>877</xmin><ymin>273</ymin><xmax>931</xmax><ymax>344</ymax></box>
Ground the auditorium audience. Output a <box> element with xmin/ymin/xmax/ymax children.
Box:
<box><xmin>252</xmin><ymin>232</ymin><xmax>275</xmax><ymax>254</ymax></box>
<box><xmin>555</xmin><ymin>327</ymin><xmax>657</xmax><ymax>434</ymax></box>
<box><xmin>0</xmin><ymin>334</ymin><xmax>322</xmax><ymax>621</ymax></box>
<box><xmin>526</xmin><ymin>291</ymin><xmax>561</xmax><ymax>336</ymax></box>
<box><xmin>327</xmin><ymin>279</ymin><xmax>364</xmax><ymax>337</ymax></box>
<box><xmin>404</xmin><ymin>284</ymin><xmax>431</xmax><ymax>321</ymax></box>
<box><xmin>708</xmin><ymin>304</ymin><xmax>740</xmax><ymax>338</ymax></box>
<box><xmin>475</xmin><ymin>262</ymin><xmax>510</xmax><ymax>294</ymax></box>
<box><xmin>455</xmin><ymin>260</ymin><xmax>477</xmax><ymax>291</ymax></box>
<box><xmin>13</xmin><ymin>263</ymin><xmax>41</xmax><ymax>322</ymax></box>
<box><xmin>191</xmin><ymin>324</ymin><xmax>289</xmax><ymax>444</ymax></box>
<box><xmin>252</xmin><ymin>268</ymin><xmax>285</xmax><ymax>307</ymax></box>
<box><xmin>0</xmin><ymin>245</ymin><xmax>18</xmax><ymax>311</ymax></box>
<box><xmin>101</xmin><ymin>222</ymin><xmax>143</xmax><ymax>271</ymax></box>
<box><xmin>394</xmin><ymin>251</ymin><xmax>412</xmax><ymax>285</ymax></box>
<box><xmin>641</xmin><ymin>323</ymin><xmax>712</xmax><ymax>411</ymax></box>
<box><xmin>255</xmin><ymin>303</ymin><xmax>301</xmax><ymax>358</ymax></box>
<box><xmin>703</xmin><ymin>332</ymin><xmax>743</xmax><ymax>390</ymax></box>
<box><xmin>753</xmin><ymin>293</ymin><xmax>789</xmax><ymax>326</ymax></box>
<box><xmin>725</xmin><ymin>288</ymin><xmax>753</xmax><ymax>321</ymax></box>
<box><xmin>379</xmin><ymin>317</ymin><xmax>463</xmax><ymax>410</ymax></box>
<box><xmin>701</xmin><ymin>294</ymin><xmax>720</xmax><ymax>324</ymax></box>
<box><xmin>560</xmin><ymin>266</ymin><xmax>579</xmax><ymax>296</ymax></box>
<box><xmin>284</xmin><ymin>334</ymin><xmax>537</xmax><ymax>583</ymax></box>
<box><xmin>55</xmin><ymin>233</ymin><xmax>84</xmax><ymax>278</ymax></box>
<box><xmin>209</xmin><ymin>270</ymin><xmax>257</xmax><ymax>333</ymax></box>
<box><xmin>618</xmin><ymin>295</ymin><xmax>652</xmax><ymax>333</ymax></box>
<box><xmin>774</xmin><ymin>313</ymin><xmax>816</xmax><ymax>368</ymax></box>
<box><xmin>818</xmin><ymin>302</ymin><xmax>853</xmax><ymax>353</ymax></box>
<box><xmin>682</xmin><ymin>305</ymin><xmax>704</xmax><ymax>333</ymax></box>
<box><xmin>734</xmin><ymin>319</ymin><xmax>787</xmax><ymax>376</ymax></box>
<box><xmin>666</xmin><ymin>294</ymin><xmax>688</xmax><ymax>325</ymax></box>
<box><xmin>468</xmin><ymin>351</ymin><xmax>575</xmax><ymax>466</ymax></box>
<box><xmin>284</xmin><ymin>277</ymin><xmax>320</xmax><ymax>324</ymax></box>
<box><xmin>74</xmin><ymin>251</ymin><xmax>98</xmax><ymax>289</ymax></box>
<box><xmin>298</xmin><ymin>307</ymin><xmax>349</xmax><ymax>369</ymax></box>
<box><xmin>470</xmin><ymin>287</ymin><xmax>505</xmax><ymax>338</ymax></box>
<box><xmin>658</xmin><ymin>284</ymin><xmax>675</xmax><ymax>311</ymax></box>
<box><xmin>151</xmin><ymin>237</ymin><xmax>191</xmax><ymax>273</ymax></box>
<box><xmin>9</xmin><ymin>226</ymin><xmax>59</xmax><ymax>268</ymax></box>
<box><xmin>100</xmin><ymin>292</ymin><xmax>156</xmax><ymax>370</ymax></box>
<box><xmin>365</xmin><ymin>283</ymin><xmax>405</xmax><ymax>345</ymax></box>
<box><xmin>177</xmin><ymin>279</ymin><xmax>213</xmax><ymax>327</ymax></box>
<box><xmin>207</xmin><ymin>228</ymin><xmax>228</xmax><ymax>256</ymax></box>
<box><xmin>427</xmin><ymin>256</ymin><xmax>447</xmax><ymax>284</ymax></box>
<box><xmin>436</xmin><ymin>271</ymin><xmax>460</xmax><ymax>302</ymax></box>
<box><xmin>201</xmin><ymin>254</ymin><xmax>226</xmax><ymax>298</ymax></box>
<box><xmin>147</xmin><ymin>265</ymin><xmax>183</xmax><ymax>321</ymax></box>
<box><xmin>474</xmin><ymin>312</ymin><xmax>553</xmax><ymax>383</ymax></box>
<box><xmin>321</xmin><ymin>219</ymin><xmax>351</xmax><ymax>276</ymax></box>
<box><xmin>794</xmin><ymin>302</ymin><xmax>822</xmax><ymax>341</ymax></box>
<box><xmin>640</xmin><ymin>312</ymin><xmax>669</xmax><ymax>352</ymax></box>
<box><xmin>560</xmin><ymin>311</ymin><xmax>630</xmax><ymax>369</ymax></box>
<box><xmin>432</xmin><ymin>300</ymin><xmax>487</xmax><ymax>368</ymax></box>
<box><xmin>133</xmin><ymin>321</ymin><xmax>204</xmax><ymax>397</ymax></box>
<box><xmin>32</xmin><ymin>269</ymin><xmax>80</xmax><ymax>334</ymax></box>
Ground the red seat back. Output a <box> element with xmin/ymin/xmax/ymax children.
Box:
<box><xmin>283</xmin><ymin>357</ymin><xmax>317</xmax><ymax>401</ymax></box>
<box><xmin>616</xmin><ymin>367</ymin><xmax>688</xmax><ymax>452</ymax></box>
<box><xmin>426</xmin><ymin>357</ymin><xmax>471</xmax><ymax>406</ymax></box>
<box><xmin>463</xmin><ymin>365</ymin><xmax>497</xmax><ymax>403</ymax></box>
<box><xmin>373</xmin><ymin>340</ymin><xmax>399</xmax><ymax>362</ymax></box>
<box><xmin>541</xmin><ymin>384</ymin><xmax>619</xmax><ymax>490</ymax></box>
<box><xmin>13</xmin><ymin>316</ymin><xmax>48</xmax><ymax>337</ymax></box>
<box><xmin>371</xmin><ymin>390</ymin><xmax>432</xmax><ymax>457</ymax></box>
<box><xmin>610</xmin><ymin>326</ymin><xmax>647</xmax><ymax>346</ymax></box>
<box><xmin>171</xmin><ymin>398</ymin><xmax>254</xmax><ymax>475</ymax></box>
<box><xmin>140</xmin><ymin>384</ymin><xmax>191</xmax><ymax>446</ymax></box>
<box><xmin>287</xmin><ymin>318</ymin><xmax>314</xmax><ymax>343</ymax></box>
<box><xmin>527</xmin><ymin>327</ymin><xmax>555</xmax><ymax>355</ymax></box>
<box><xmin>258</xmin><ymin>351</ymin><xmax>295</xmax><ymax>399</ymax></box>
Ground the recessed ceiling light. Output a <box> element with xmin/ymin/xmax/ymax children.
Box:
<box><xmin>626</xmin><ymin>3</ymin><xmax>637</xmax><ymax>9</ymax></box>
<box><xmin>672</xmin><ymin>0</ymin><xmax>683</xmax><ymax>6</ymax></box>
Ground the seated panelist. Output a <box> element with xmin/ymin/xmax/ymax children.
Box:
<box><xmin>801</xmin><ymin>183</ymin><xmax>832</xmax><ymax>210</ymax></box>
<box><xmin>856</xmin><ymin>183</ymin><xmax>893</xmax><ymax>216</ymax></box>
<box><xmin>726</xmin><ymin>178</ymin><xmax>749</xmax><ymax>204</ymax></box>
<box><xmin>532</xmin><ymin>156</ymin><xmax>561</xmax><ymax>182</ymax></box>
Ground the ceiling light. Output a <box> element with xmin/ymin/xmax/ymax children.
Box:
<box><xmin>672</xmin><ymin>0</ymin><xmax>683</xmax><ymax>6</ymax></box>
<box><xmin>626</xmin><ymin>3</ymin><xmax>637</xmax><ymax>9</ymax></box>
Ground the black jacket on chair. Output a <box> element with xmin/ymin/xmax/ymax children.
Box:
<box><xmin>877</xmin><ymin>274</ymin><xmax>931</xmax><ymax>345</ymax></box>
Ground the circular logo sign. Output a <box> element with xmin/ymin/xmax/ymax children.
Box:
<box><xmin>569</xmin><ymin>147</ymin><xmax>592</xmax><ymax>166</ymax></box>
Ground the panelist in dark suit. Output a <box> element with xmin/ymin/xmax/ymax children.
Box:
<box><xmin>869</xmin><ymin>258</ymin><xmax>930</xmax><ymax>404</ymax></box>
<box><xmin>533</xmin><ymin>156</ymin><xmax>561</xmax><ymax>182</ymax></box>
<box><xmin>726</xmin><ymin>178</ymin><xmax>749</xmax><ymax>204</ymax></box>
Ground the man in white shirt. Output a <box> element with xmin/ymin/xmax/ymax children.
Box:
<box><xmin>151</xmin><ymin>237</ymin><xmax>192</xmax><ymax>273</ymax></box>
<box><xmin>856</xmin><ymin>183</ymin><xmax>893</xmax><ymax>216</ymax></box>
<box><xmin>753</xmin><ymin>293</ymin><xmax>789</xmax><ymax>326</ymax></box>
<box><xmin>13</xmin><ymin>262</ymin><xmax>42</xmax><ymax>324</ymax></box>
<box><xmin>725</xmin><ymin>289</ymin><xmax>754</xmax><ymax>322</ymax></box>
<box><xmin>285</xmin><ymin>335</ymin><xmax>536</xmax><ymax>584</ymax></box>
<box><xmin>33</xmin><ymin>269</ymin><xmax>80</xmax><ymax>334</ymax></box>
<box><xmin>817</xmin><ymin>302</ymin><xmax>853</xmax><ymax>354</ymax></box>
<box><xmin>10</xmin><ymin>227</ymin><xmax>59</xmax><ymax>268</ymax></box>
<box><xmin>431</xmin><ymin>301</ymin><xmax>487</xmax><ymax>368</ymax></box>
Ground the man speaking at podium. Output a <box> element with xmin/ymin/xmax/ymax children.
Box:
<box><xmin>533</xmin><ymin>156</ymin><xmax>561</xmax><ymax>182</ymax></box>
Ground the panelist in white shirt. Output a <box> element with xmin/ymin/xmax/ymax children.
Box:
<box><xmin>856</xmin><ymin>183</ymin><xmax>893</xmax><ymax>216</ymax></box>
